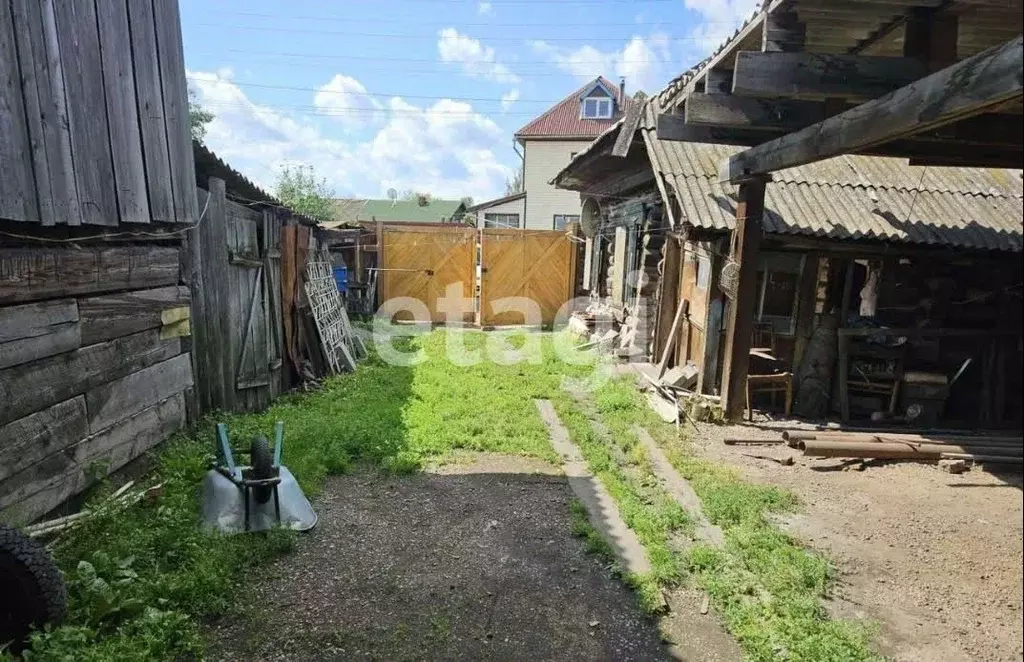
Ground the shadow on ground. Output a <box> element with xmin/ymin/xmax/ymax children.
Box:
<box><xmin>205</xmin><ymin>468</ymin><xmax>672</xmax><ymax>661</ymax></box>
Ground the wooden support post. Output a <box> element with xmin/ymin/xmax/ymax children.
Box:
<box><xmin>698</xmin><ymin>247</ymin><xmax>724</xmax><ymax>395</ymax></box>
<box><xmin>837</xmin><ymin>259</ymin><xmax>855</xmax><ymax>422</ymax></box>
<box><xmin>791</xmin><ymin>252</ymin><xmax>819</xmax><ymax>375</ymax></box>
<box><xmin>720</xmin><ymin>178</ymin><xmax>767</xmax><ymax>421</ymax></box>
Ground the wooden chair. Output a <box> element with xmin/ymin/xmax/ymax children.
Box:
<box><xmin>746</xmin><ymin>323</ymin><xmax>793</xmax><ymax>421</ymax></box>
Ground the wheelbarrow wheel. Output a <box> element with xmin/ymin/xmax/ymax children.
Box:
<box><xmin>0</xmin><ymin>524</ymin><xmax>67</xmax><ymax>654</ymax></box>
<box><xmin>250</xmin><ymin>436</ymin><xmax>275</xmax><ymax>504</ymax></box>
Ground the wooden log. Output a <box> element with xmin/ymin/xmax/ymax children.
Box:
<box><xmin>85</xmin><ymin>352</ymin><xmax>193</xmax><ymax>432</ymax></box>
<box><xmin>78</xmin><ymin>285</ymin><xmax>190</xmax><ymax>345</ymax></box>
<box><xmin>0</xmin><ymin>329</ymin><xmax>181</xmax><ymax>426</ymax></box>
<box><xmin>720</xmin><ymin>179</ymin><xmax>765</xmax><ymax>421</ymax></box>
<box><xmin>52</xmin><ymin>0</ymin><xmax>117</xmax><ymax>226</ymax></box>
<box><xmin>0</xmin><ymin>397</ymin><xmax>88</xmax><ymax>484</ymax></box>
<box><xmin>761</xmin><ymin>9</ymin><xmax>806</xmax><ymax>53</ymax></box>
<box><xmin>656</xmin><ymin>114</ymin><xmax>779</xmax><ymax>146</ymax></box>
<box><xmin>0</xmin><ymin>300</ymin><xmax>75</xmax><ymax>341</ymax></box>
<box><xmin>731</xmin><ymin>52</ymin><xmax>927</xmax><ymax>102</ymax></box>
<box><xmin>0</xmin><ymin>393</ymin><xmax>185</xmax><ymax>525</ymax></box>
<box><xmin>723</xmin><ymin>37</ymin><xmax>1024</xmax><ymax>180</ymax></box>
<box><xmin>0</xmin><ymin>246</ymin><xmax>180</xmax><ymax>304</ymax></box>
<box><xmin>153</xmin><ymin>0</ymin><xmax>198</xmax><ymax>223</ymax></box>
<box><xmin>0</xmin><ymin>0</ymin><xmax>38</xmax><ymax>222</ymax></box>
<box><xmin>656</xmin><ymin>298</ymin><xmax>688</xmax><ymax>379</ymax></box>
<box><xmin>684</xmin><ymin>94</ymin><xmax>834</xmax><ymax>132</ymax></box>
<box><xmin>126</xmin><ymin>0</ymin><xmax>174</xmax><ymax>222</ymax></box>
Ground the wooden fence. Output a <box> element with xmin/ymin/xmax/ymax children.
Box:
<box><xmin>0</xmin><ymin>0</ymin><xmax>195</xmax><ymax>226</ymax></box>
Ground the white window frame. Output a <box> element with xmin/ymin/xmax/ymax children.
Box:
<box><xmin>552</xmin><ymin>214</ymin><xmax>581</xmax><ymax>230</ymax></box>
<box><xmin>581</xmin><ymin>97</ymin><xmax>612</xmax><ymax>119</ymax></box>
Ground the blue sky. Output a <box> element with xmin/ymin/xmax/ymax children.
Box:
<box><xmin>182</xmin><ymin>0</ymin><xmax>757</xmax><ymax>202</ymax></box>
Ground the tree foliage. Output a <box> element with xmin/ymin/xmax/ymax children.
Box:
<box><xmin>505</xmin><ymin>168</ymin><xmax>524</xmax><ymax>196</ymax></box>
<box><xmin>188</xmin><ymin>90</ymin><xmax>213</xmax><ymax>142</ymax></box>
<box><xmin>275</xmin><ymin>165</ymin><xmax>336</xmax><ymax>222</ymax></box>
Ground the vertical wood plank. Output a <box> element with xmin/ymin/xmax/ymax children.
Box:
<box><xmin>127</xmin><ymin>0</ymin><xmax>174</xmax><ymax>222</ymax></box>
<box><xmin>38</xmin><ymin>0</ymin><xmax>81</xmax><ymax>226</ymax></box>
<box><xmin>720</xmin><ymin>179</ymin><xmax>766</xmax><ymax>421</ymax></box>
<box><xmin>9</xmin><ymin>0</ymin><xmax>53</xmax><ymax>224</ymax></box>
<box><xmin>0</xmin><ymin>0</ymin><xmax>38</xmax><ymax>222</ymax></box>
<box><xmin>205</xmin><ymin>179</ymin><xmax>235</xmax><ymax>411</ymax></box>
<box><xmin>185</xmin><ymin>187</ymin><xmax>210</xmax><ymax>412</ymax></box>
<box><xmin>96</xmin><ymin>0</ymin><xmax>149</xmax><ymax>224</ymax></box>
<box><xmin>52</xmin><ymin>0</ymin><xmax>117</xmax><ymax>226</ymax></box>
<box><xmin>153</xmin><ymin>0</ymin><xmax>198</xmax><ymax>223</ymax></box>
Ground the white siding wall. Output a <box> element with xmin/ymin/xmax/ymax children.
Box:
<box><xmin>474</xmin><ymin>197</ymin><xmax>526</xmax><ymax>228</ymax></box>
<box><xmin>522</xmin><ymin>139</ymin><xmax>591</xmax><ymax>230</ymax></box>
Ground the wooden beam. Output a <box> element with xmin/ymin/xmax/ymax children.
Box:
<box><xmin>731</xmin><ymin>51</ymin><xmax>928</xmax><ymax>101</ymax></box>
<box><xmin>720</xmin><ymin>179</ymin><xmax>766</xmax><ymax>421</ymax></box>
<box><xmin>656</xmin><ymin>113</ymin><xmax>779</xmax><ymax>146</ymax></box>
<box><xmin>612</xmin><ymin>91</ymin><xmax>647</xmax><ymax>157</ymax></box>
<box><xmin>684</xmin><ymin>94</ymin><xmax>837</xmax><ymax>131</ymax></box>
<box><xmin>722</xmin><ymin>36</ymin><xmax>1024</xmax><ymax>181</ymax></box>
<box><xmin>762</xmin><ymin>9</ymin><xmax>806</xmax><ymax>52</ymax></box>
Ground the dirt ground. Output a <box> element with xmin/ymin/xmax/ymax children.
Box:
<box><xmin>207</xmin><ymin>456</ymin><xmax>677</xmax><ymax>661</ymax></box>
<box><xmin>691</xmin><ymin>419</ymin><xmax>1024</xmax><ymax>662</ymax></box>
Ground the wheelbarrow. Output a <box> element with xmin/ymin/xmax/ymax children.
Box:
<box><xmin>200</xmin><ymin>421</ymin><xmax>317</xmax><ymax>534</ymax></box>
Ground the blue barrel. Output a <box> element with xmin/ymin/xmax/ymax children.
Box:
<box><xmin>332</xmin><ymin>266</ymin><xmax>349</xmax><ymax>293</ymax></box>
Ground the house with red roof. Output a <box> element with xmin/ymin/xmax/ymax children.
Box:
<box><xmin>470</xmin><ymin>77</ymin><xmax>631</xmax><ymax>231</ymax></box>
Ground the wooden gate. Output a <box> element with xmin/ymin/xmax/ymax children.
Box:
<box><xmin>380</xmin><ymin>226</ymin><xmax>476</xmax><ymax>322</ymax></box>
<box><xmin>480</xmin><ymin>229</ymin><xmax>574</xmax><ymax>326</ymax></box>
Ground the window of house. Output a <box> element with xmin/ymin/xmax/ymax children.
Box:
<box><xmin>484</xmin><ymin>213</ymin><xmax>520</xmax><ymax>229</ymax></box>
<box><xmin>754</xmin><ymin>252</ymin><xmax>804</xmax><ymax>334</ymax></box>
<box><xmin>553</xmin><ymin>214</ymin><xmax>581</xmax><ymax>230</ymax></box>
<box><xmin>581</xmin><ymin>97</ymin><xmax>613</xmax><ymax>119</ymax></box>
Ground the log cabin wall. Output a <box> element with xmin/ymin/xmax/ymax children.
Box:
<box><xmin>0</xmin><ymin>0</ymin><xmax>197</xmax><ymax>525</ymax></box>
<box><xmin>0</xmin><ymin>231</ymin><xmax>193</xmax><ymax>526</ymax></box>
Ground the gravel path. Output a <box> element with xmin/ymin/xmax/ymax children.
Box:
<box><xmin>206</xmin><ymin>460</ymin><xmax>672</xmax><ymax>661</ymax></box>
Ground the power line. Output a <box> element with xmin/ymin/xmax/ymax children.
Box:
<box><xmin>194</xmin><ymin>23</ymin><xmax>711</xmax><ymax>43</ymax></box>
<box><xmin>197</xmin><ymin>101</ymin><xmax>552</xmax><ymax>117</ymax></box>
<box><xmin>188</xmin><ymin>77</ymin><xmax>590</xmax><ymax>104</ymax></box>
<box><xmin>209</xmin><ymin>47</ymin><xmax>678</xmax><ymax>66</ymax></box>
<box><xmin>217</xmin><ymin>11</ymin><xmax>745</xmax><ymax>28</ymax></box>
<box><xmin>185</xmin><ymin>55</ymin><xmax>618</xmax><ymax>77</ymax></box>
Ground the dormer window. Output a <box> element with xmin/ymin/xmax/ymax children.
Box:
<box><xmin>578</xmin><ymin>78</ymin><xmax>619</xmax><ymax>120</ymax></box>
<box><xmin>582</xmin><ymin>97</ymin><xmax>613</xmax><ymax>119</ymax></box>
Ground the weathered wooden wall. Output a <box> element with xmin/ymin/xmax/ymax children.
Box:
<box><xmin>0</xmin><ymin>0</ymin><xmax>195</xmax><ymax>227</ymax></box>
<box><xmin>186</xmin><ymin>178</ymin><xmax>284</xmax><ymax>414</ymax></box>
<box><xmin>0</xmin><ymin>242</ymin><xmax>193</xmax><ymax>525</ymax></box>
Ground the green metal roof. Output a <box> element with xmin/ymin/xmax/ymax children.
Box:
<box><xmin>333</xmin><ymin>198</ymin><xmax>465</xmax><ymax>224</ymax></box>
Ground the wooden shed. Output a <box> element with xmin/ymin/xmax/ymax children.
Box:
<box><xmin>554</xmin><ymin>0</ymin><xmax>1022</xmax><ymax>427</ymax></box>
<box><xmin>0</xmin><ymin>0</ymin><xmax>196</xmax><ymax>524</ymax></box>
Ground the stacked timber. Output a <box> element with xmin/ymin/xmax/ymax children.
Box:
<box><xmin>0</xmin><ymin>244</ymin><xmax>193</xmax><ymax>526</ymax></box>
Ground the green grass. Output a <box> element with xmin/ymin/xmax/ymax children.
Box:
<box><xmin>12</xmin><ymin>330</ymin><xmax>597</xmax><ymax>660</ymax></box>
<box><xmin>583</xmin><ymin>378</ymin><xmax>881</xmax><ymax>662</ymax></box>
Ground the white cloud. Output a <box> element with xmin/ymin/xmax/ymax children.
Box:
<box><xmin>531</xmin><ymin>33</ymin><xmax>673</xmax><ymax>93</ymax></box>
<box><xmin>437</xmin><ymin>28</ymin><xmax>520</xmax><ymax>84</ymax></box>
<box><xmin>188</xmin><ymin>69</ymin><xmax>513</xmax><ymax>201</ymax></box>
<box><xmin>683</xmin><ymin>0</ymin><xmax>760</xmax><ymax>55</ymax></box>
<box><xmin>477</xmin><ymin>1</ymin><xmax>492</xmax><ymax>14</ymax></box>
<box><xmin>500</xmin><ymin>89</ymin><xmax>520</xmax><ymax>111</ymax></box>
<box><xmin>313</xmin><ymin>74</ymin><xmax>383</xmax><ymax>128</ymax></box>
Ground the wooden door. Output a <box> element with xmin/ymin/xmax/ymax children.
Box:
<box><xmin>480</xmin><ymin>229</ymin><xmax>573</xmax><ymax>326</ymax></box>
<box><xmin>380</xmin><ymin>226</ymin><xmax>476</xmax><ymax>322</ymax></box>
<box><xmin>227</xmin><ymin>211</ymin><xmax>272</xmax><ymax>411</ymax></box>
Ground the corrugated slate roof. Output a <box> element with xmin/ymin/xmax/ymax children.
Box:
<box><xmin>330</xmin><ymin>197</ymin><xmax>464</xmax><ymax>223</ymax></box>
<box><xmin>636</xmin><ymin>101</ymin><xmax>1024</xmax><ymax>251</ymax></box>
<box><xmin>515</xmin><ymin>77</ymin><xmax>632</xmax><ymax>139</ymax></box>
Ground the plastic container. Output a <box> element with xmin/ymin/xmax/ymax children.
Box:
<box><xmin>332</xmin><ymin>267</ymin><xmax>348</xmax><ymax>294</ymax></box>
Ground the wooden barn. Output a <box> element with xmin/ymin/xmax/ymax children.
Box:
<box><xmin>0</xmin><ymin>0</ymin><xmax>196</xmax><ymax>524</ymax></box>
<box><xmin>554</xmin><ymin>0</ymin><xmax>1023</xmax><ymax>426</ymax></box>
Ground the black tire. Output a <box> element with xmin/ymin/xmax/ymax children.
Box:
<box><xmin>250</xmin><ymin>436</ymin><xmax>275</xmax><ymax>504</ymax></box>
<box><xmin>0</xmin><ymin>524</ymin><xmax>67</xmax><ymax>653</ymax></box>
